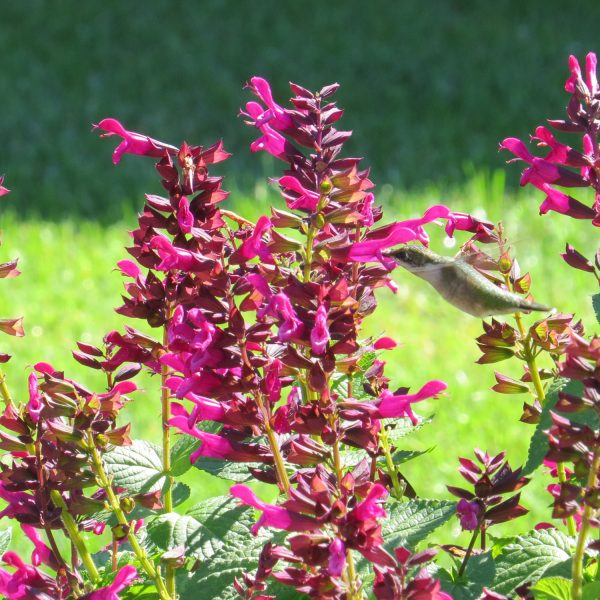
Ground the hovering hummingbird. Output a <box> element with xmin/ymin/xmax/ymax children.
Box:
<box><xmin>388</xmin><ymin>245</ymin><xmax>551</xmax><ymax>317</ymax></box>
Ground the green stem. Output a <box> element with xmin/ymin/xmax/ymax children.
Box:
<box><xmin>49</xmin><ymin>490</ymin><xmax>100</xmax><ymax>584</ymax></box>
<box><xmin>378</xmin><ymin>422</ymin><xmax>404</xmax><ymax>498</ymax></box>
<box><xmin>161</xmin><ymin>323</ymin><xmax>175</xmax><ymax>597</ymax></box>
<box><xmin>572</xmin><ymin>449</ymin><xmax>600</xmax><ymax>600</ymax></box>
<box><xmin>303</xmin><ymin>224</ymin><xmax>316</xmax><ymax>283</ymax></box>
<box><xmin>88</xmin><ymin>437</ymin><xmax>171</xmax><ymax>599</ymax></box>
<box><xmin>0</xmin><ymin>368</ymin><xmax>14</xmax><ymax>408</ymax></box>
<box><xmin>458</xmin><ymin>525</ymin><xmax>480</xmax><ymax>577</ymax></box>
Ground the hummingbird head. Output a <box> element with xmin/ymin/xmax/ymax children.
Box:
<box><xmin>387</xmin><ymin>245</ymin><xmax>439</xmax><ymax>271</ymax></box>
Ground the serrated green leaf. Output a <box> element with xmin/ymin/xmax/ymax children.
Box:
<box><xmin>390</xmin><ymin>448</ymin><xmax>433</xmax><ymax>465</ymax></box>
<box><xmin>438</xmin><ymin>552</ymin><xmax>495</xmax><ymax>600</ymax></box>
<box><xmin>0</xmin><ymin>528</ymin><xmax>11</xmax><ymax>555</ymax></box>
<box><xmin>170</xmin><ymin>435</ymin><xmax>200</xmax><ymax>477</ymax></box>
<box><xmin>193</xmin><ymin>457</ymin><xmax>261</xmax><ymax>482</ymax></box>
<box><xmin>386</xmin><ymin>415</ymin><xmax>433</xmax><ymax>445</ymax></box>
<box><xmin>176</xmin><ymin>496</ymin><xmax>274</xmax><ymax>599</ymax></box>
<box><xmin>530</xmin><ymin>576</ymin><xmax>571</xmax><ymax>600</ymax></box>
<box><xmin>147</xmin><ymin>512</ymin><xmax>205</xmax><ymax>556</ymax></box>
<box><xmin>172</xmin><ymin>482</ymin><xmax>190</xmax><ymax>507</ymax></box>
<box><xmin>381</xmin><ymin>498</ymin><xmax>456</xmax><ymax>552</ymax></box>
<box><xmin>104</xmin><ymin>440</ymin><xmax>164</xmax><ymax>494</ymax></box>
<box><xmin>491</xmin><ymin>529</ymin><xmax>573</xmax><ymax>597</ymax></box>
<box><xmin>592</xmin><ymin>293</ymin><xmax>600</xmax><ymax>325</ymax></box>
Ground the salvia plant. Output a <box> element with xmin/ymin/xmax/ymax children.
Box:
<box><xmin>0</xmin><ymin>53</ymin><xmax>598</xmax><ymax>600</ymax></box>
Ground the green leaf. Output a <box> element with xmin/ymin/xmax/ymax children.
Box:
<box><xmin>592</xmin><ymin>293</ymin><xmax>600</xmax><ymax>325</ymax></box>
<box><xmin>381</xmin><ymin>498</ymin><xmax>456</xmax><ymax>552</ymax></box>
<box><xmin>104</xmin><ymin>440</ymin><xmax>164</xmax><ymax>494</ymax></box>
<box><xmin>170</xmin><ymin>435</ymin><xmax>200</xmax><ymax>477</ymax></box>
<box><xmin>530</xmin><ymin>576</ymin><xmax>571</xmax><ymax>600</ymax></box>
<box><xmin>0</xmin><ymin>528</ymin><xmax>11</xmax><ymax>555</ymax></box>
<box><xmin>147</xmin><ymin>512</ymin><xmax>205</xmax><ymax>556</ymax></box>
<box><xmin>491</xmin><ymin>529</ymin><xmax>573</xmax><ymax>597</ymax></box>
<box><xmin>193</xmin><ymin>457</ymin><xmax>262</xmax><ymax>482</ymax></box>
<box><xmin>176</xmin><ymin>496</ymin><xmax>275</xmax><ymax>599</ymax></box>
<box><xmin>172</xmin><ymin>482</ymin><xmax>191</xmax><ymax>507</ymax></box>
<box><xmin>582</xmin><ymin>581</ymin><xmax>600</xmax><ymax>600</ymax></box>
<box><xmin>386</xmin><ymin>415</ymin><xmax>433</xmax><ymax>446</ymax></box>
<box><xmin>438</xmin><ymin>552</ymin><xmax>495</xmax><ymax>600</ymax></box>
<box><xmin>390</xmin><ymin>447</ymin><xmax>433</xmax><ymax>465</ymax></box>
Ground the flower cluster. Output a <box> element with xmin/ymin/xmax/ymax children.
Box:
<box><xmin>91</xmin><ymin>78</ymin><xmax>464</xmax><ymax>598</ymax></box>
<box><xmin>501</xmin><ymin>52</ymin><xmax>600</xmax><ymax>226</ymax></box>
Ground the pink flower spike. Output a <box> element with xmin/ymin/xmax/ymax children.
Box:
<box><xmin>277</xmin><ymin>176</ymin><xmax>320</xmax><ymax>211</ymax></box>
<box><xmin>353</xmin><ymin>483</ymin><xmax>388</xmax><ymax>521</ymax></box>
<box><xmin>26</xmin><ymin>373</ymin><xmax>42</xmax><ymax>424</ymax></box>
<box><xmin>310</xmin><ymin>304</ymin><xmax>330</xmax><ymax>355</ymax></box>
<box><xmin>230</xmin><ymin>484</ymin><xmax>321</xmax><ymax>535</ymax></box>
<box><xmin>93</xmin><ymin>118</ymin><xmax>178</xmax><ymax>164</ymax></box>
<box><xmin>88</xmin><ymin>565</ymin><xmax>139</xmax><ymax>600</ymax></box>
<box><xmin>0</xmin><ymin>176</ymin><xmax>9</xmax><ymax>197</ymax></box>
<box><xmin>327</xmin><ymin>538</ymin><xmax>346</xmax><ymax>576</ymax></box>
<box><xmin>373</xmin><ymin>336</ymin><xmax>398</xmax><ymax>350</ymax></box>
<box><xmin>376</xmin><ymin>380</ymin><xmax>447</xmax><ymax>423</ymax></box>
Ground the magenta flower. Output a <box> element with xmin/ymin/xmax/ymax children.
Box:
<box><xmin>276</xmin><ymin>175</ymin><xmax>320</xmax><ymax>211</ymax></box>
<box><xmin>93</xmin><ymin>118</ymin><xmax>178</xmax><ymax>164</ymax></box>
<box><xmin>176</xmin><ymin>197</ymin><xmax>194</xmax><ymax>234</ymax></box>
<box><xmin>0</xmin><ymin>552</ymin><xmax>56</xmax><ymax>599</ymax></box>
<box><xmin>348</xmin><ymin>204</ymin><xmax>452</xmax><ymax>264</ymax></box>
<box><xmin>375</xmin><ymin>380</ymin><xmax>447</xmax><ymax>423</ymax></box>
<box><xmin>20</xmin><ymin>525</ymin><xmax>58</xmax><ymax>570</ymax></box>
<box><xmin>327</xmin><ymin>538</ymin><xmax>346</xmax><ymax>577</ymax></box>
<box><xmin>310</xmin><ymin>304</ymin><xmax>330</xmax><ymax>355</ymax></box>
<box><xmin>169</xmin><ymin>416</ymin><xmax>272</xmax><ymax>464</ymax></box>
<box><xmin>246</xmin><ymin>77</ymin><xmax>294</xmax><ymax>130</ymax></box>
<box><xmin>231</xmin><ymin>215</ymin><xmax>274</xmax><ymax>263</ymax></box>
<box><xmin>88</xmin><ymin>565</ymin><xmax>139</xmax><ymax>600</ymax></box>
<box><xmin>538</xmin><ymin>184</ymin><xmax>596</xmax><ymax>220</ymax></box>
<box><xmin>456</xmin><ymin>499</ymin><xmax>481</xmax><ymax>531</ymax></box>
<box><xmin>373</xmin><ymin>336</ymin><xmax>398</xmax><ymax>350</ymax></box>
<box><xmin>257</xmin><ymin>291</ymin><xmax>304</xmax><ymax>341</ymax></box>
<box><xmin>26</xmin><ymin>373</ymin><xmax>42</xmax><ymax>424</ymax></box>
<box><xmin>150</xmin><ymin>234</ymin><xmax>211</xmax><ymax>271</ymax></box>
<box><xmin>0</xmin><ymin>176</ymin><xmax>9</xmax><ymax>197</ymax></box>
<box><xmin>230</xmin><ymin>484</ymin><xmax>322</xmax><ymax>535</ymax></box>
<box><xmin>352</xmin><ymin>483</ymin><xmax>388</xmax><ymax>521</ymax></box>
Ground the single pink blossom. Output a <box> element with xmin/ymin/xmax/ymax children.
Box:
<box><xmin>93</xmin><ymin>118</ymin><xmax>178</xmax><ymax>164</ymax></box>
<box><xmin>0</xmin><ymin>176</ymin><xmax>9</xmax><ymax>197</ymax></box>
<box><xmin>327</xmin><ymin>538</ymin><xmax>346</xmax><ymax>577</ymax></box>
<box><xmin>20</xmin><ymin>525</ymin><xmax>58</xmax><ymax>570</ymax></box>
<box><xmin>234</xmin><ymin>215</ymin><xmax>273</xmax><ymax>263</ymax></box>
<box><xmin>258</xmin><ymin>291</ymin><xmax>303</xmax><ymax>341</ymax></box>
<box><xmin>26</xmin><ymin>373</ymin><xmax>42</xmax><ymax>424</ymax></box>
<box><xmin>230</xmin><ymin>484</ymin><xmax>321</xmax><ymax>535</ymax></box>
<box><xmin>565</xmin><ymin>54</ymin><xmax>584</xmax><ymax>94</ymax></box>
<box><xmin>310</xmin><ymin>304</ymin><xmax>330</xmax><ymax>355</ymax></box>
<box><xmin>538</xmin><ymin>184</ymin><xmax>597</xmax><ymax>220</ymax></box>
<box><xmin>88</xmin><ymin>565</ymin><xmax>139</xmax><ymax>600</ymax></box>
<box><xmin>352</xmin><ymin>483</ymin><xmax>388</xmax><ymax>521</ymax></box>
<box><xmin>376</xmin><ymin>380</ymin><xmax>447</xmax><ymax>423</ymax></box>
<box><xmin>277</xmin><ymin>175</ymin><xmax>320</xmax><ymax>211</ymax></box>
<box><xmin>373</xmin><ymin>336</ymin><xmax>397</xmax><ymax>350</ymax></box>
<box><xmin>247</xmin><ymin>77</ymin><xmax>294</xmax><ymax>130</ymax></box>
<box><xmin>456</xmin><ymin>499</ymin><xmax>481</xmax><ymax>530</ymax></box>
<box><xmin>177</xmin><ymin>197</ymin><xmax>194</xmax><ymax>234</ymax></box>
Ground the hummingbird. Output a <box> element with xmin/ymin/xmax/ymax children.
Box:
<box><xmin>388</xmin><ymin>245</ymin><xmax>551</xmax><ymax>317</ymax></box>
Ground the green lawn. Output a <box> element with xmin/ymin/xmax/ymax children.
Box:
<box><xmin>0</xmin><ymin>175</ymin><xmax>596</xmax><ymax>559</ymax></box>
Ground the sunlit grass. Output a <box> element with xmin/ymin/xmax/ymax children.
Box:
<box><xmin>0</xmin><ymin>174</ymin><xmax>596</xmax><ymax>557</ymax></box>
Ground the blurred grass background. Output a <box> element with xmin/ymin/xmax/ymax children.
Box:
<box><xmin>0</xmin><ymin>0</ymin><xmax>599</xmax><ymax>559</ymax></box>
